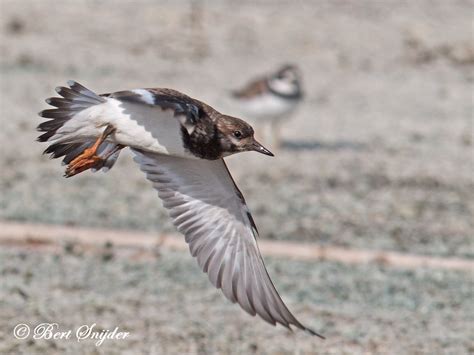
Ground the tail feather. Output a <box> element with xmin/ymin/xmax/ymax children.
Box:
<box><xmin>99</xmin><ymin>150</ymin><xmax>121</xmax><ymax>172</ymax></box>
<box><xmin>43</xmin><ymin>140</ymin><xmax>121</xmax><ymax>172</ymax></box>
<box><xmin>43</xmin><ymin>141</ymin><xmax>89</xmax><ymax>163</ymax></box>
<box><xmin>63</xmin><ymin>142</ymin><xmax>91</xmax><ymax>164</ymax></box>
<box><xmin>38</xmin><ymin>80</ymin><xmax>122</xmax><ymax>173</ymax></box>
<box><xmin>37</xmin><ymin>80</ymin><xmax>106</xmax><ymax>142</ymax></box>
<box><xmin>67</xmin><ymin>80</ymin><xmax>105</xmax><ymax>101</ymax></box>
<box><xmin>54</xmin><ymin>85</ymin><xmax>103</xmax><ymax>105</ymax></box>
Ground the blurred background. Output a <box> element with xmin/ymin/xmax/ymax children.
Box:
<box><xmin>0</xmin><ymin>0</ymin><xmax>473</xmax><ymax>354</ymax></box>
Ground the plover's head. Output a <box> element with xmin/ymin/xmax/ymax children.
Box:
<box><xmin>267</xmin><ymin>64</ymin><xmax>302</xmax><ymax>98</ymax></box>
<box><xmin>217</xmin><ymin>115</ymin><xmax>273</xmax><ymax>157</ymax></box>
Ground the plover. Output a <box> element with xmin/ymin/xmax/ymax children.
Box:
<box><xmin>231</xmin><ymin>64</ymin><xmax>303</xmax><ymax>148</ymax></box>
<box><xmin>37</xmin><ymin>81</ymin><xmax>323</xmax><ymax>337</ymax></box>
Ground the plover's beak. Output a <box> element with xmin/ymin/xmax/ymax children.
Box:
<box><xmin>250</xmin><ymin>139</ymin><xmax>274</xmax><ymax>156</ymax></box>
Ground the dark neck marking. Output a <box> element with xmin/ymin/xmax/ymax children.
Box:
<box><xmin>181</xmin><ymin>125</ymin><xmax>222</xmax><ymax>160</ymax></box>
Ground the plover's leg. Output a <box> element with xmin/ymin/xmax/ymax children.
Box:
<box><xmin>65</xmin><ymin>124</ymin><xmax>117</xmax><ymax>177</ymax></box>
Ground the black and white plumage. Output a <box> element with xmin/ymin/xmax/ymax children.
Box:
<box><xmin>37</xmin><ymin>81</ymin><xmax>323</xmax><ymax>337</ymax></box>
<box><xmin>231</xmin><ymin>64</ymin><xmax>303</xmax><ymax>148</ymax></box>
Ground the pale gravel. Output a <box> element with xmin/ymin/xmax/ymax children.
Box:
<box><xmin>0</xmin><ymin>0</ymin><xmax>472</xmax><ymax>257</ymax></box>
<box><xmin>0</xmin><ymin>247</ymin><xmax>472</xmax><ymax>354</ymax></box>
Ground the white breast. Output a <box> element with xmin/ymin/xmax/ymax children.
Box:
<box><xmin>238</xmin><ymin>93</ymin><xmax>297</xmax><ymax>122</ymax></box>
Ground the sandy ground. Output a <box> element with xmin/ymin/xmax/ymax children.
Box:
<box><xmin>0</xmin><ymin>0</ymin><xmax>473</xmax><ymax>353</ymax></box>
<box><xmin>0</xmin><ymin>0</ymin><xmax>473</xmax><ymax>257</ymax></box>
<box><xmin>0</xmin><ymin>246</ymin><xmax>473</xmax><ymax>354</ymax></box>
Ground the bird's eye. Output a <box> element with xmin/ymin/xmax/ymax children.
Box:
<box><xmin>233</xmin><ymin>130</ymin><xmax>242</xmax><ymax>139</ymax></box>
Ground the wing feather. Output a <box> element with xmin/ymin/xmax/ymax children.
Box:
<box><xmin>132</xmin><ymin>150</ymin><xmax>323</xmax><ymax>337</ymax></box>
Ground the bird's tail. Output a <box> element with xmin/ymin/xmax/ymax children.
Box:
<box><xmin>37</xmin><ymin>81</ymin><xmax>122</xmax><ymax>173</ymax></box>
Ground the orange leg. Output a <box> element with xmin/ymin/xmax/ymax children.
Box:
<box><xmin>65</xmin><ymin>125</ymin><xmax>116</xmax><ymax>178</ymax></box>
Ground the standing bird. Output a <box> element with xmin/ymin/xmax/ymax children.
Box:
<box><xmin>37</xmin><ymin>81</ymin><xmax>323</xmax><ymax>338</ymax></box>
<box><xmin>231</xmin><ymin>64</ymin><xmax>303</xmax><ymax>149</ymax></box>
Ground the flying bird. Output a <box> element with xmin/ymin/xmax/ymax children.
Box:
<box><xmin>231</xmin><ymin>64</ymin><xmax>303</xmax><ymax>149</ymax></box>
<box><xmin>37</xmin><ymin>81</ymin><xmax>323</xmax><ymax>338</ymax></box>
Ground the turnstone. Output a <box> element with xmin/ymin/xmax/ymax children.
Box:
<box><xmin>231</xmin><ymin>64</ymin><xmax>303</xmax><ymax>148</ymax></box>
<box><xmin>37</xmin><ymin>81</ymin><xmax>323</xmax><ymax>337</ymax></box>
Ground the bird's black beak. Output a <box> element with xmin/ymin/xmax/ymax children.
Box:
<box><xmin>249</xmin><ymin>139</ymin><xmax>274</xmax><ymax>156</ymax></box>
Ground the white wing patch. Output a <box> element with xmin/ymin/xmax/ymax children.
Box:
<box><xmin>132</xmin><ymin>89</ymin><xmax>155</xmax><ymax>105</ymax></box>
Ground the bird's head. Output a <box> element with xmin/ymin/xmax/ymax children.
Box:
<box><xmin>268</xmin><ymin>64</ymin><xmax>302</xmax><ymax>97</ymax></box>
<box><xmin>216</xmin><ymin>116</ymin><xmax>273</xmax><ymax>157</ymax></box>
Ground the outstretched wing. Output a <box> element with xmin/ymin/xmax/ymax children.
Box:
<box><xmin>132</xmin><ymin>150</ymin><xmax>323</xmax><ymax>337</ymax></box>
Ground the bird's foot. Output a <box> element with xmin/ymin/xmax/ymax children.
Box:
<box><xmin>65</xmin><ymin>148</ymin><xmax>103</xmax><ymax>177</ymax></box>
<box><xmin>64</xmin><ymin>124</ymin><xmax>116</xmax><ymax>177</ymax></box>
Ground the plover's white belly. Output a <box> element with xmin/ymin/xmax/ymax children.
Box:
<box><xmin>58</xmin><ymin>98</ymin><xmax>194</xmax><ymax>158</ymax></box>
<box><xmin>238</xmin><ymin>93</ymin><xmax>297</xmax><ymax>121</ymax></box>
